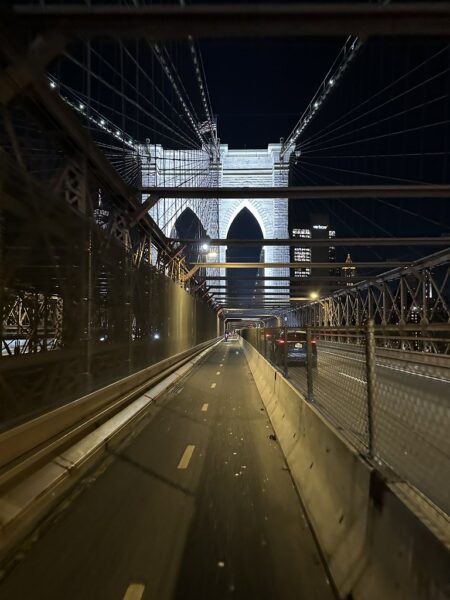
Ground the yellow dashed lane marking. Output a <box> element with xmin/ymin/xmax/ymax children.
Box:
<box><xmin>123</xmin><ymin>584</ymin><xmax>145</xmax><ymax>600</ymax></box>
<box><xmin>177</xmin><ymin>445</ymin><xmax>196</xmax><ymax>469</ymax></box>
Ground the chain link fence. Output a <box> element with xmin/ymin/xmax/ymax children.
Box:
<box><xmin>0</xmin><ymin>180</ymin><xmax>217</xmax><ymax>431</ymax></box>
<box><xmin>241</xmin><ymin>324</ymin><xmax>450</xmax><ymax>514</ymax></box>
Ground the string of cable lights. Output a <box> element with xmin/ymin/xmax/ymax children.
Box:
<box><xmin>280</xmin><ymin>0</ymin><xmax>391</xmax><ymax>159</ymax></box>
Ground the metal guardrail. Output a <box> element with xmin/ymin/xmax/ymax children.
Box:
<box><xmin>241</xmin><ymin>324</ymin><xmax>450</xmax><ymax>514</ymax></box>
<box><xmin>0</xmin><ymin>337</ymin><xmax>219</xmax><ymax>489</ymax></box>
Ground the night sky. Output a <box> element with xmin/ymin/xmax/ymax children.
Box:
<box><xmin>201</xmin><ymin>37</ymin><xmax>341</xmax><ymax>148</ymax></box>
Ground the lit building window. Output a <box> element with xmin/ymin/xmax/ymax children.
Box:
<box><xmin>293</xmin><ymin>228</ymin><xmax>311</xmax><ymax>239</ymax></box>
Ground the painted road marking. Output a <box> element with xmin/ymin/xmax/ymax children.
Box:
<box><xmin>220</xmin><ymin>363</ymin><xmax>224</xmax><ymax>367</ymax></box>
<box><xmin>201</xmin><ymin>403</ymin><xmax>209</xmax><ymax>412</ymax></box>
<box><xmin>323</xmin><ymin>350</ymin><xmax>450</xmax><ymax>384</ymax></box>
<box><xmin>211</xmin><ymin>382</ymin><xmax>216</xmax><ymax>389</ymax></box>
<box><xmin>339</xmin><ymin>371</ymin><xmax>366</xmax><ymax>384</ymax></box>
<box><xmin>123</xmin><ymin>583</ymin><xmax>145</xmax><ymax>600</ymax></box>
<box><xmin>216</xmin><ymin>371</ymin><xmax>221</xmax><ymax>375</ymax></box>
<box><xmin>177</xmin><ymin>445</ymin><xmax>195</xmax><ymax>469</ymax></box>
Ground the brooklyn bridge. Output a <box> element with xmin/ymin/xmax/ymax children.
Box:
<box><xmin>0</xmin><ymin>3</ymin><xmax>449</xmax><ymax>599</ymax></box>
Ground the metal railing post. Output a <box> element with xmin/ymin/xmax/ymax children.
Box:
<box><xmin>306</xmin><ymin>326</ymin><xmax>314</xmax><ymax>402</ymax></box>
<box><xmin>365</xmin><ymin>319</ymin><xmax>376</xmax><ymax>456</ymax></box>
<box><xmin>271</xmin><ymin>334</ymin><xmax>274</xmax><ymax>364</ymax></box>
<box><xmin>283</xmin><ymin>326</ymin><xmax>288</xmax><ymax>377</ymax></box>
<box><xmin>80</xmin><ymin>225</ymin><xmax>93</xmax><ymax>394</ymax></box>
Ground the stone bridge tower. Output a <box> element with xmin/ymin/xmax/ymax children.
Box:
<box><xmin>140</xmin><ymin>143</ymin><xmax>291</xmax><ymax>300</ymax></box>
<box><xmin>218</xmin><ymin>143</ymin><xmax>290</xmax><ymax>299</ymax></box>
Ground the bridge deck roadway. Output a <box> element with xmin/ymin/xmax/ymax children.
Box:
<box><xmin>0</xmin><ymin>341</ymin><xmax>335</xmax><ymax>600</ymax></box>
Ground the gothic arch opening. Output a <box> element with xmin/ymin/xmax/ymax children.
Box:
<box><xmin>226</xmin><ymin>208</ymin><xmax>264</xmax><ymax>307</ymax></box>
<box><xmin>223</xmin><ymin>200</ymin><xmax>267</xmax><ymax>240</ymax></box>
<box><xmin>172</xmin><ymin>207</ymin><xmax>208</xmax><ymax>266</ymax></box>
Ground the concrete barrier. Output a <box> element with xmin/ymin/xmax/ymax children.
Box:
<box><xmin>241</xmin><ymin>337</ymin><xmax>450</xmax><ymax>600</ymax></box>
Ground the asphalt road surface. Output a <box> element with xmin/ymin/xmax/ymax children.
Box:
<box><xmin>0</xmin><ymin>340</ymin><xmax>335</xmax><ymax>600</ymax></box>
<box><xmin>287</xmin><ymin>343</ymin><xmax>450</xmax><ymax>513</ymax></box>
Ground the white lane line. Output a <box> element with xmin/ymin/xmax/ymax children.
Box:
<box><xmin>380</xmin><ymin>366</ymin><xmax>450</xmax><ymax>383</ymax></box>
<box><xmin>201</xmin><ymin>403</ymin><xmax>209</xmax><ymax>412</ymax></box>
<box><xmin>177</xmin><ymin>445</ymin><xmax>195</xmax><ymax>469</ymax></box>
<box><xmin>216</xmin><ymin>371</ymin><xmax>221</xmax><ymax>375</ymax></box>
<box><xmin>211</xmin><ymin>382</ymin><xmax>216</xmax><ymax>389</ymax></box>
<box><xmin>323</xmin><ymin>350</ymin><xmax>450</xmax><ymax>384</ymax></box>
<box><xmin>123</xmin><ymin>583</ymin><xmax>145</xmax><ymax>600</ymax></box>
<box><xmin>220</xmin><ymin>363</ymin><xmax>224</xmax><ymax>367</ymax></box>
<box><xmin>339</xmin><ymin>371</ymin><xmax>366</xmax><ymax>385</ymax></box>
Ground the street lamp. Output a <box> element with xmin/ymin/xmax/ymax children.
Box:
<box><xmin>309</xmin><ymin>291</ymin><xmax>331</xmax><ymax>326</ymax></box>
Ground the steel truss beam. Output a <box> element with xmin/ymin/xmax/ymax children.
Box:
<box><xmin>212</xmin><ymin>287</ymin><xmax>349</xmax><ymax>292</ymax></box>
<box><xmin>199</xmin><ymin>276</ymin><xmax>373</xmax><ymax>281</ymax></box>
<box><xmin>183</xmin><ymin>260</ymin><xmax>406</xmax><ymax>281</ymax></box>
<box><xmin>194</xmin><ymin>262</ymin><xmax>404</xmax><ymax>268</ymax></box>
<box><xmin>217</xmin><ymin>301</ymin><xmax>308</xmax><ymax>304</ymax></box>
<box><xmin>139</xmin><ymin>185</ymin><xmax>450</xmax><ymax>201</ymax></box>
<box><xmin>214</xmin><ymin>292</ymin><xmax>297</xmax><ymax>296</ymax></box>
<box><xmin>8</xmin><ymin>4</ymin><xmax>450</xmax><ymax>40</ymax></box>
<box><xmin>220</xmin><ymin>306</ymin><xmax>293</xmax><ymax>310</ymax></box>
<box><xmin>173</xmin><ymin>237</ymin><xmax>450</xmax><ymax>247</ymax></box>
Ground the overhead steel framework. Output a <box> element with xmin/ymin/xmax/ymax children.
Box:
<box><xmin>139</xmin><ymin>184</ymin><xmax>450</xmax><ymax>200</ymax></box>
<box><xmin>172</xmin><ymin>237</ymin><xmax>450</xmax><ymax>248</ymax></box>
<box><xmin>8</xmin><ymin>4</ymin><xmax>450</xmax><ymax>40</ymax></box>
<box><xmin>182</xmin><ymin>260</ymin><xmax>407</xmax><ymax>282</ymax></box>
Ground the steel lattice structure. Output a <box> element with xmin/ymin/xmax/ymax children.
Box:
<box><xmin>284</xmin><ymin>249</ymin><xmax>450</xmax><ymax>335</ymax></box>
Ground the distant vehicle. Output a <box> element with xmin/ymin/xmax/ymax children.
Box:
<box><xmin>274</xmin><ymin>330</ymin><xmax>317</xmax><ymax>367</ymax></box>
<box><xmin>226</xmin><ymin>331</ymin><xmax>238</xmax><ymax>341</ymax></box>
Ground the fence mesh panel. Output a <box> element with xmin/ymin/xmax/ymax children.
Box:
<box><xmin>241</xmin><ymin>325</ymin><xmax>450</xmax><ymax>514</ymax></box>
<box><xmin>372</xmin><ymin>339</ymin><xmax>450</xmax><ymax>512</ymax></box>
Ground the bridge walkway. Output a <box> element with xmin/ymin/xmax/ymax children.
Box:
<box><xmin>0</xmin><ymin>340</ymin><xmax>335</xmax><ymax>600</ymax></box>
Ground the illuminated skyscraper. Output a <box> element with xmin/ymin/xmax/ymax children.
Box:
<box><xmin>292</xmin><ymin>227</ymin><xmax>312</xmax><ymax>278</ymax></box>
<box><xmin>342</xmin><ymin>253</ymin><xmax>356</xmax><ymax>286</ymax></box>
<box><xmin>291</xmin><ymin>214</ymin><xmax>336</xmax><ymax>286</ymax></box>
